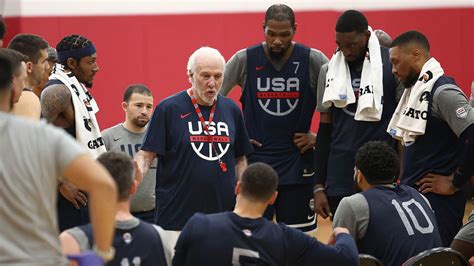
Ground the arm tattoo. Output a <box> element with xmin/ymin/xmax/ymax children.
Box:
<box><xmin>41</xmin><ymin>84</ymin><xmax>71</xmax><ymax>123</ymax></box>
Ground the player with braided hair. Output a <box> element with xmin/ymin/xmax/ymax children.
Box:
<box><xmin>55</xmin><ymin>34</ymin><xmax>97</xmax><ymax>87</ymax></box>
<box><xmin>41</xmin><ymin>34</ymin><xmax>104</xmax><ymax>231</ymax></box>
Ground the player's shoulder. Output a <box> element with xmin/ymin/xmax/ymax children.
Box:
<box><xmin>19</xmin><ymin>90</ymin><xmax>40</xmax><ymax>102</ymax></box>
<box><xmin>183</xmin><ymin>212</ymin><xmax>216</xmax><ymax>235</ymax></box>
<box><xmin>101</xmin><ymin>123</ymin><xmax>123</xmax><ymax>136</ymax></box>
<box><xmin>232</xmin><ymin>48</ymin><xmax>247</xmax><ymax>60</ymax></box>
<box><xmin>432</xmin><ymin>75</ymin><xmax>463</xmax><ymax>101</ymax></box>
<box><xmin>246</xmin><ymin>43</ymin><xmax>263</xmax><ymax>51</ymax></box>
<box><xmin>309</xmin><ymin>47</ymin><xmax>326</xmax><ymax>57</ymax></box>
<box><xmin>3</xmin><ymin>113</ymin><xmax>64</xmax><ymax>137</ymax></box>
<box><xmin>188</xmin><ymin>212</ymin><xmax>212</xmax><ymax>224</ymax></box>
<box><xmin>42</xmin><ymin>82</ymin><xmax>71</xmax><ymax>99</ymax></box>
<box><xmin>218</xmin><ymin>94</ymin><xmax>240</xmax><ymax>110</ymax></box>
<box><xmin>226</xmin><ymin>48</ymin><xmax>247</xmax><ymax>68</ymax></box>
<box><xmin>433</xmin><ymin>75</ymin><xmax>459</xmax><ymax>90</ymax></box>
<box><xmin>157</xmin><ymin>90</ymin><xmax>188</xmax><ymax>109</ymax></box>
<box><xmin>342</xmin><ymin>193</ymin><xmax>368</xmax><ymax>211</ymax></box>
<box><xmin>319</xmin><ymin>62</ymin><xmax>329</xmax><ymax>74</ymax></box>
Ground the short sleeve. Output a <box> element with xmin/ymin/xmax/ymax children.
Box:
<box><xmin>432</xmin><ymin>85</ymin><xmax>474</xmax><ymax>137</ymax></box>
<box><xmin>454</xmin><ymin>211</ymin><xmax>474</xmax><ymax>243</ymax></box>
<box><xmin>221</xmin><ymin>49</ymin><xmax>247</xmax><ymax>96</ymax></box>
<box><xmin>316</xmin><ymin>64</ymin><xmax>330</xmax><ymax>113</ymax></box>
<box><xmin>233</xmin><ymin>105</ymin><xmax>253</xmax><ymax>157</ymax></box>
<box><xmin>332</xmin><ymin>194</ymin><xmax>369</xmax><ymax>240</ymax></box>
<box><xmin>141</xmin><ymin>103</ymin><xmax>168</xmax><ymax>156</ymax></box>
<box><xmin>309</xmin><ymin>49</ymin><xmax>329</xmax><ymax>93</ymax></box>
<box><xmin>101</xmin><ymin>128</ymin><xmax>112</xmax><ymax>150</ymax></box>
<box><xmin>65</xmin><ymin>227</ymin><xmax>91</xmax><ymax>252</ymax></box>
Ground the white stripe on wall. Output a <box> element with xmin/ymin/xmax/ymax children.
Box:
<box><xmin>2</xmin><ymin>0</ymin><xmax>473</xmax><ymax>17</ymax></box>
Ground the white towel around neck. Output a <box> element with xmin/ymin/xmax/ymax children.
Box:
<box><xmin>322</xmin><ymin>26</ymin><xmax>384</xmax><ymax>121</ymax></box>
<box><xmin>387</xmin><ymin>57</ymin><xmax>444</xmax><ymax>145</ymax></box>
<box><xmin>49</xmin><ymin>64</ymin><xmax>106</xmax><ymax>158</ymax></box>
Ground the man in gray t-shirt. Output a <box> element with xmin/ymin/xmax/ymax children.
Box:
<box><xmin>451</xmin><ymin>211</ymin><xmax>474</xmax><ymax>260</ymax></box>
<box><xmin>102</xmin><ymin>84</ymin><xmax>157</xmax><ymax>222</ymax></box>
<box><xmin>0</xmin><ymin>55</ymin><xmax>118</xmax><ymax>265</ymax></box>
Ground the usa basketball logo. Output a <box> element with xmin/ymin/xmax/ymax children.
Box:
<box><xmin>188</xmin><ymin>121</ymin><xmax>230</xmax><ymax>161</ymax></box>
<box><xmin>256</xmin><ymin>77</ymin><xmax>300</xmax><ymax>116</ymax></box>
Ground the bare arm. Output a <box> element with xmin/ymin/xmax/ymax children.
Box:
<box><xmin>11</xmin><ymin>91</ymin><xmax>41</xmax><ymax>120</ymax></box>
<box><xmin>134</xmin><ymin>150</ymin><xmax>157</xmax><ymax>179</ymax></box>
<box><xmin>235</xmin><ymin>155</ymin><xmax>247</xmax><ymax>181</ymax></box>
<box><xmin>41</xmin><ymin>84</ymin><xmax>71</xmax><ymax>124</ymax></box>
<box><xmin>59</xmin><ymin>232</ymin><xmax>81</xmax><ymax>255</ymax></box>
<box><xmin>63</xmin><ymin>154</ymin><xmax>117</xmax><ymax>254</ymax></box>
<box><xmin>397</xmin><ymin>140</ymin><xmax>404</xmax><ymax>179</ymax></box>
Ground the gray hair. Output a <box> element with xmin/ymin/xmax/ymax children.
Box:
<box><xmin>186</xmin><ymin>46</ymin><xmax>225</xmax><ymax>75</ymax></box>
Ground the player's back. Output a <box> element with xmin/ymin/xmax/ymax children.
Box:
<box><xmin>359</xmin><ymin>185</ymin><xmax>442</xmax><ymax>266</ymax></box>
<box><xmin>76</xmin><ymin>218</ymin><xmax>168</xmax><ymax>266</ymax></box>
<box><xmin>173</xmin><ymin>212</ymin><xmax>358</xmax><ymax>266</ymax></box>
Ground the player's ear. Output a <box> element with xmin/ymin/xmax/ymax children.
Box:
<box><xmin>365</xmin><ymin>29</ymin><xmax>371</xmax><ymax>42</ymax></box>
<box><xmin>121</xmin><ymin>101</ymin><xmax>128</xmax><ymax>112</ymax></box>
<box><xmin>25</xmin><ymin>61</ymin><xmax>34</xmax><ymax>74</ymax></box>
<box><xmin>268</xmin><ymin>191</ymin><xmax>278</xmax><ymax>205</ymax></box>
<box><xmin>66</xmin><ymin>58</ymin><xmax>77</xmax><ymax>70</ymax></box>
<box><xmin>355</xmin><ymin>169</ymin><xmax>362</xmax><ymax>184</ymax></box>
<box><xmin>188</xmin><ymin>70</ymin><xmax>193</xmax><ymax>84</ymax></box>
<box><xmin>235</xmin><ymin>181</ymin><xmax>242</xmax><ymax>196</ymax></box>
<box><xmin>130</xmin><ymin>179</ymin><xmax>138</xmax><ymax>196</ymax></box>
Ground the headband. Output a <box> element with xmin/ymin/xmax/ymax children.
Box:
<box><xmin>58</xmin><ymin>45</ymin><xmax>96</xmax><ymax>64</ymax></box>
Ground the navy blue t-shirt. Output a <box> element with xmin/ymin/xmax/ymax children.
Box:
<box><xmin>242</xmin><ymin>44</ymin><xmax>315</xmax><ymax>185</ymax></box>
<box><xmin>173</xmin><ymin>212</ymin><xmax>358</xmax><ymax>266</ymax></box>
<box><xmin>79</xmin><ymin>220</ymin><xmax>167</xmax><ymax>266</ymax></box>
<box><xmin>327</xmin><ymin>47</ymin><xmax>398</xmax><ymax>196</ymax></box>
<box><xmin>141</xmin><ymin>91</ymin><xmax>253</xmax><ymax>230</ymax></box>
<box><xmin>359</xmin><ymin>185</ymin><xmax>442</xmax><ymax>266</ymax></box>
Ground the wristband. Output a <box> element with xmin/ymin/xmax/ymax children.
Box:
<box><xmin>93</xmin><ymin>245</ymin><xmax>115</xmax><ymax>262</ymax></box>
<box><xmin>313</xmin><ymin>187</ymin><xmax>325</xmax><ymax>194</ymax></box>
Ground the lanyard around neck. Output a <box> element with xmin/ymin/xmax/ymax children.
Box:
<box><xmin>188</xmin><ymin>89</ymin><xmax>227</xmax><ymax>172</ymax></box>
<box><xmin>188</xmin><ymin>89</ymin><xmax>216</xmax><ymax>132</ymax></box>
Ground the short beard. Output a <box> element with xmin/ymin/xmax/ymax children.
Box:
<box><xmin>403</xmin><ymin>69</ymin><xmax>419</xmax><ymax>88</ymax></box>
<box><xmin>84</xmin><ymin>81</ymin><xmax>93</xmax><ymax>88</ymax></box>
<box><xmin>132</xmin><ymin>118</ymin><xmax>149</xmax><ymax>128</ymax></box>
<box><xmin>268</xmin><ymin>49</ymin><xmax>286</xmax><ymax>61</ymax></box>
